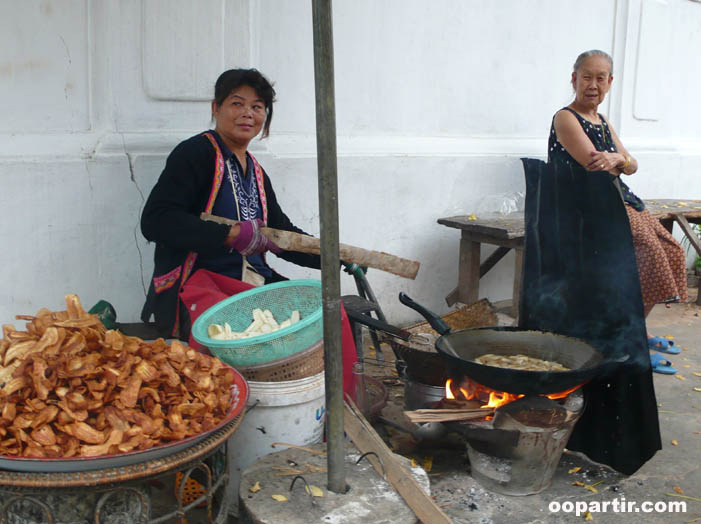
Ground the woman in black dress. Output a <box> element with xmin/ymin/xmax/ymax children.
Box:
<box><xmin>520</xmin><ymin>50</ymin><xmax>683</xmax><ymax>474</ymax></box>
<box><xmin>548</xmin><ymin>50</ymin><xmax>687</xmax><ymax>352</ymax></box>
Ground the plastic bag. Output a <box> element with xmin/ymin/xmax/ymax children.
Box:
<box><xmin>474</xmin><ymin>192</ymin><xmax>525</xmax><ymax>215</ymax></box>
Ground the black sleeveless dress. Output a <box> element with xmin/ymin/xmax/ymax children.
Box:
<box><xmin>518</xmin><ymin>110</ymin><xmax>662</xmax><ymax>474</ymax></box>
<box><xmin>548</xmin><ymin>107</ymin><xmax>645</xmax><ymax>211</ymax></box>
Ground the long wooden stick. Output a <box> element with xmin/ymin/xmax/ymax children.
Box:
<box><xmin>410</xmin><ymin>408</ymin><xmax>490</xmax><ymax>413</ymax></box>
<box><xmin>404</xmin><ymin>408</ymin><xmax>493</xmax><ymax>423</ymax></box>
<box><xmin>344</xmin><ymin>398</ymin><xmax>454</xmax><ymax>524</ymax></box>
<box><xmin>200</xmin><ymin>213</ymin><xmax>420</xmax><ymax>280</ymax></box>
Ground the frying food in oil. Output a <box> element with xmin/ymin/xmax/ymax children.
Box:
<box><xmin>474</xmin><ymin>353</ymin><xmax>569</xmax><ymax>372</ymax></box>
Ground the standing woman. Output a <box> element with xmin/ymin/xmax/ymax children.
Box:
<box><xmin>549</xmin><ymin>50</ymin><xmax>688</xmax><ymax>368</ymax></box>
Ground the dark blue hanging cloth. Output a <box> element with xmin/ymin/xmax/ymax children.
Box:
<box><xmin>519</xmin><ymin>158</ymin><xmax>661</xmax><ymax>475</ymax></box>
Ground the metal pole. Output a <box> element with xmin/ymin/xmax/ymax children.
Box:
<box><xmin>311</xmin><ymin>0</ymin><xmax>346</xmax><ymax>493</ymax></box>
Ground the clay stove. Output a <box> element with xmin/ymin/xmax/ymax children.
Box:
<box><xmin>443</xmin><ymin>377</ymin><xmax>584</xmax><ymax>496</ymax></box>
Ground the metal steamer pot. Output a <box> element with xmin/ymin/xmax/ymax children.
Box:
<box><xmin>397</xmin><ymin>293</ymin><xmax>618</xmax><ymax>396</ymax></box>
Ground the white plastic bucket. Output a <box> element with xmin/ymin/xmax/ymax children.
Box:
<box><xmin>227</xmin><ymin>371</ymin><xmax>325</xmax><ymax>516</ymax></box>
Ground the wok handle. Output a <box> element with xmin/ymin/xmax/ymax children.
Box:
<box><xmin>345</xmin><ymin>309</ymin><xmax>411</xmax><ymax>341</ymax></box>
<box><xmin>398</xmin><ymin>293</ymin><xmax>452</xmax><ymax>336</ymax></box>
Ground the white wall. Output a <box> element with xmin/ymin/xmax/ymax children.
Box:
<box><xmin>1</xmin><ymin>0</ymin><xmax>700</xmax><ymax>326</ymax></box>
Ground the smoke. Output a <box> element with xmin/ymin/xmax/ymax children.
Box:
<box><xmin>520</xmin><ymin>158</ymin><xmax>651</xmax><ymax>375</ymax></box>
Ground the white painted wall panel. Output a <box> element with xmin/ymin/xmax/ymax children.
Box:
<box><xmin>112</xmin><ymin>0</ymin><xmax>251</xmax><ymax>131</ymax></box>
<box><xmin>619</xmin><ymin>0</ymin><xmax>701</xmax><ymax>141</ymax></box>
<box><xmin>0</xmin><ymin>157</ymin><xmax>147</xmax><ymax>322</ymax></box>
<box><xmin>633</xmin><ymin>0</ymin><xmax>670</xmax><ymax>121</ymax></box>
<box><xmin>142</xmin><ymin>0</ymin><xmax>248</xmax><ymax>101</ymax></box>
<box><xmin>0</xmin><ymin>0</ymin><xmax>90</xmax><ymax>132</ymax></box>
<box><xmin>255</xmin><ymin>0</ymin><xmax>615</xmax><ymax>139</ymax></box>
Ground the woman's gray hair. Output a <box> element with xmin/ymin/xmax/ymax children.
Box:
<box><xmin>573</xmin><ymin>50</ymin><xmax>613</xmax><ymax>74</ymax></box>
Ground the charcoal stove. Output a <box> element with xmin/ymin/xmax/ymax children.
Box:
<box><xmin>0</xmin><ymin>415</ymin><xmax>242</xmax><ymax>523</ymax></box>
<box><xmin>379</xmin><ymin>294</ymin><xmax>607</xmax><ymax>496</ymax></box>
<box><xmin>445</xmin><ymin>380</ymin><xmax>584</xmax><ymax>496</ymax></box>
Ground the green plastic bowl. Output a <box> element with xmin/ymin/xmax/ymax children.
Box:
<box><xmin>191</xmin><ymin>280</ymin><xmax>323</xmax><ymax>367</ymax></box>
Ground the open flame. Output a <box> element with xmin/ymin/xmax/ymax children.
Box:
<box><xmin>445</xmin><ymin>378</ymin><xmax>581</xmax><ymax>409</ymax></box>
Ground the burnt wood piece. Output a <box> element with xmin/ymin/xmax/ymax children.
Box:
<box><xmin>439</xmin><ymin>199</ymin><xmax>701</xmax><ymax>315</ymax></box>
<box><xmin>439</xmin><ymin>398</ymin><xmax>483</xmax><ymax>410</ymax></box>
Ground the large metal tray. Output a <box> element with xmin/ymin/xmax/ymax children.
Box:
<box><xmin>0</xmin><ymin>365</ymin><xmax>249</xmax><ymax>473</ymax></box>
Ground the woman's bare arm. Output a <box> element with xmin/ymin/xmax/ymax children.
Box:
<box><xmin>553</xmin><ymin>110</ymin><xmax>627</xmax><ymax>173</ymax></box>
<box><xmin>599</xmin><ymin>116</ymin><xmax>638</xmax><ymax>176</ymax></box>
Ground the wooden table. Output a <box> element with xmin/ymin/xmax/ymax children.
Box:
<box><xmin>439</xmin><ymin>199</ymin><xmax>701</xmax><ymax>314</ymax></box>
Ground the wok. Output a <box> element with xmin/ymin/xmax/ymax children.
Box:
<box><xmin>398</xmin><ymin>293</ymin><xmax>623</xmax><ymax>395</ymax></box>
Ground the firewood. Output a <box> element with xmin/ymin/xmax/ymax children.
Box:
<box><xmin>404</xmin><ymin>408</ymin><xmax>493</xmax><ymax>423</ymax></box>
<box><xmin>201</xmin><ymin>213</ymin><xmax>420</xmax><ymax>279</ymax></box>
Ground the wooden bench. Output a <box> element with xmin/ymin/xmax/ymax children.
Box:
<box><xmin>438</xmin><ymin>199</ymin><xmax>701</xmax><ymax>315</ymax></box>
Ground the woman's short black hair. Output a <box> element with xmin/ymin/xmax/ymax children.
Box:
<box><xmin>213</xmin><ymin>68</ymin><xmax>276</xmax><ymax>138</ymax></box>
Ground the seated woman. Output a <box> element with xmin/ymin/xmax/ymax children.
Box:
<box><xmin>548</xmin><ymin>49</ymin><xmax>688</xmax><ymax>372</ymax></box>
<box><xmin>140</xmin><ymin>68</ymin><xmax>356</xmax><ymax>387</ymax></box>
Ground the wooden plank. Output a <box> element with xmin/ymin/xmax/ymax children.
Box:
<box><xmin>463</xmin><ymin>232</ymin><xmax>524</xmax><ymax>249</ymax></box>
<box><xmin>437</xmin><ymin>214</ymin><xmax>525</xmax><ymax>239</ymax></box>
<box><xmin>659</xmin><ymin>218</ymin><xmax>674</xmax><ymax>235</ymax></box>
<box><xmin>645</xmin><ymin>199</ymin><xmax>701</xmax><ymax>221</ymax></box>
<box><xmin>344</xmin><ymin>399</ymin><xmax>454</xmax><ymax>524</ymax></box>
<box><xmin>457</xmin><ymin>233</ymin><xmax>480</xmax><ymax>305</ymax></box>
<box><xmin>201</xmin><ymin>213</ymin><xmax>420</xmax><ymax>280</ymax></box>
<box><xmin>512</xmin><ymin>248</ymin><xmax>524</xmax><ymax>319</ymax></box>
<box><xmin>480</xmin><ymin>246</ymin><xmax>511</xmax><ymax>277</ymax></box>
<box><xmin>445</xmin><ymin>286</ymin><xmax>459</xmax><ymax>307</ymax></box>
<box><xmin>438</xmin><ymin>200</ymin><xmax>701</xmax><ymax>238</ymax></box>
<box><xmin>673</xmin><ymin>214</ymin><xmax>701</xmax><ymax>256</ymax></box>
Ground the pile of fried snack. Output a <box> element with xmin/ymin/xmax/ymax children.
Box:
<box><xmin>0</xmin><ymin>295</ymin><xmax>236</xmax><ymax>459</ymax></box>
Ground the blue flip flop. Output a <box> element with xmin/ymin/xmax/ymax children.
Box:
<box><xmin>648</xmin><ymin>336</ymin><xmax>681</xmax><ymax>354</ymax></box>
<box><xmin>650</xmin><ymin>352</ymin><xmax>677</xmax><ymax>374</ymax></box>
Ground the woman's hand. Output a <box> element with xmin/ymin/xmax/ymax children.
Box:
<box><xmin>225</xmin><ymin>219</ymin><xmax>282</xmax><ymax>255</ymax></box>
<box><xmin>586</xmin><ymin>151</ymin><xmax>626</xmax><ymax>173</ymax></box>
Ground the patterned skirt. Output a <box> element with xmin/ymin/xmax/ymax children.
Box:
<box><xmin>626</xmin><ymin>206</ymin><xmax>688</xmax><ymax>305</ymax></box>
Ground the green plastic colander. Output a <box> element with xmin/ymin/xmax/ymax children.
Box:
<box><xmin>191</xmin><ymin>280</ymin><xmax>323</xmax><ymax>367</ymax></box>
